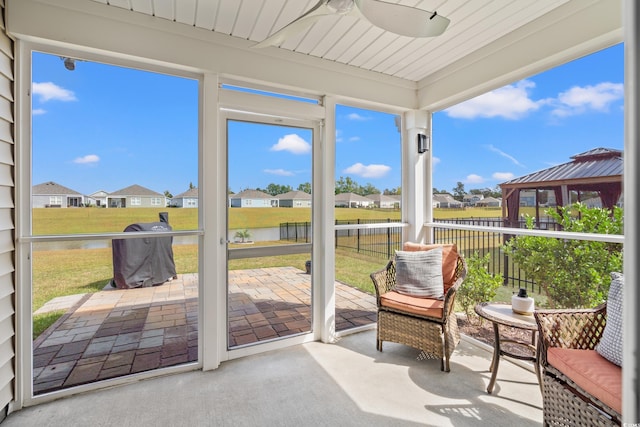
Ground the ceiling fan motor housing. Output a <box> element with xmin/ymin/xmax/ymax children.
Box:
<box><xmin>326</xmin><ymin>0</ymin><xmax>355</xmax><ymax>14</ymax></box>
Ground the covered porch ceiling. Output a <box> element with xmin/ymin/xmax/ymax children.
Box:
<box><xmin>9</xmin><ymin>0</ymin><xmax>622</xmax><ymax>111</ymax></box>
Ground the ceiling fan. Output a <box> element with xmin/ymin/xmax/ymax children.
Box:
<box><xmin>253</xmin><ymin>0</ymin><xmax>450</xmax><ymax>48</ymax></box>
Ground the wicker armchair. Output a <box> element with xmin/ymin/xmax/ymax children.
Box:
<box><xmin>370</xmin><ymin>243</ymin><xmax>467</xmax><ymax>372</ymax></box>
<box><xmin>535</xmin><ymin>304</ymin><xmax>622</xmax><ymax>426</ymax></box>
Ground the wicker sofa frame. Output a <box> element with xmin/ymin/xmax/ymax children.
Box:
<box><xmin>535</xmin><ymin>304</ymin><xmax>621</xmax><ymax>426</ymax></box>
<box><xmin>370</xmin><ymin>251</ymin><xmax>467</xmax><ymax>372</ymax></box>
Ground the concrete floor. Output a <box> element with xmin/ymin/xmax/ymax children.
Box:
<box><xmin>7</xmin><ymin>330</ymin><xmax>543</xmax><ymax>426</ymax></box>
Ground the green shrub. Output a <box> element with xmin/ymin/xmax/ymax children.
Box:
<box><xmin>503</xmin><ymin>203</ymin><xmax>623</xmax><ymax>309</ymax></box>
<box><xmin>457</xmin><ymin>251</ymin><xmax>503</xmax><ymax>321</ymax></box>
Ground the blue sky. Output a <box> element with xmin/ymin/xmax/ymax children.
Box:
<box><xmin>433</xmin><ymin>43</ymin><xmax>624</xmax><ymax>193</ymax></box>
<box><xmin>31</xmin><ymin>43</ymin><xmax>623</xmax><ymax>197</ymax></box>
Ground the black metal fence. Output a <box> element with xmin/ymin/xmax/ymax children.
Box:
<box><xmin>334</xmin><ymin>218</ymin><xmax>403</xmax><ymax>259</ymax></box>
<box><xmin>280</xmin><ymin>217</ymin><xmax>563</xmax><ymax>292</ymax></box>
<box><xmin>280</xmin><ymin>219</ymin><xmax>403</xmax><ymax>259</ymax></box>
<box><xmin>280</xmin><ymin>221</ymin><xmax>312</xmax><ymax>243</ymax></box>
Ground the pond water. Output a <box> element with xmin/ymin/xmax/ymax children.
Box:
<box><xmin>31</xmin><ymin>227</ymin><xmax>282</xmax><ymax>251</ymax></box>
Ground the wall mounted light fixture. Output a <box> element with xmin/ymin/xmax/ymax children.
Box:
<box><xmin>417</xmin><ymin>133</ymin><xmax>429</xmax><ymax>154</ymax></box>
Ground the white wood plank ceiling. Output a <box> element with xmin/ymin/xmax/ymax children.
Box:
<box><xmin>89</xmin><ymin>0</ymin><xmax>570</xmax><ymax>83</ymax></box>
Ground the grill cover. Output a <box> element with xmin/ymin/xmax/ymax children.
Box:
<box><xmin>111</xmin><ymin>222</ymin><xmax>176</xmax><ymax>289</ymax></box>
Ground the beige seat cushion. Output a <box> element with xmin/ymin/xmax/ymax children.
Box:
<box><xmin>402</xmin><ymin>242</ymin><xmax>459</xmax><ymax>293</ymax></box>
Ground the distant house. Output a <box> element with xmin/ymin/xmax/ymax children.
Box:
<box><xmin>277</xmin><ymin>191</ymin><xmax>311</xmax><ymax>208</ymax></box>
<box><xmin>433</xmin><ymin>193</ymin><xmax>462</xmax><ymax>208</ymax></box>
<box><xmin>366</xmin><ymin>193</ymin><xmax>398</xmax><ymax>209</ymax></box>
<box><xmin>335</xmin><ymin>192</ymin><xmax>373</xmax><ymax>208</ymax></box>
<box><xmin>171</xmin><ymin>188</ymin><xmax>198</xmax><ymax>208</ymax></box>
<box><xmin>32</xmin><ymin>181</ymin><xmax>85</xmax><ymax>208</ymax></box>
<box><xmin>229</xmin><ymin>189</ymin><xmax>278</xmax><ymax>208</ymax></box>
<box><xmin>107</xmin><ymin>184</ymin><xmax>166</xmax><ymax>208</ymax></box>
<box><xmin>476</xmin><ymin>196</ymin><xmax>501</xmax><ymax>207</ymax></box>
<box><xmin>463</xmin><ymin>194</ymin><xmax>484</xmax><ymax>206</ymax></box>
<box><xmin>89</xmin><ymin>190</ymin><xmax>109</xmax><ymax>208</ymax></box>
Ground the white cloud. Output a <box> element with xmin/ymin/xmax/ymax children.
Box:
<box><xmin>336</xmin><ymin>129</ymin><xmax>343</xmax><ymax>143</ymax></box>
<box><xmin>464</xmin><ymin>174</ymin><xmax>485</xmax><ymax>184</ymax></box>
<box><xmin>487</xmin><ymin>144</ymin><xmax>525</xmax><ymax>167</ymax></box>
<box><xmin>445</xmin><ymin>80</ymin><xmax>544</xmax><ymax>120</ymax></box>
<box><xmin>264</xmin><ymin>168</ymin><xmax>294</xmax><ymax>176</ymax></box>
<box><xmin>348</xmin><ymin>136</ymin><xmax>361</xmax><ymax>142</ymax></box>
<box><xmin>343</xmin><ymin>163</ymin><xmax>391</xmax><ymax>178</ymax></box>
<box><xmin>432</xmin><ymin>156</ymin><xmax>441</xmax><ymax>166</ymax></box>
<box><xmin>32</xmin><ymin>108</ymin><xmax>47</xmax><ymax>116</ymax></box>
<box><xmin>73</xmin><ymin>154</ymin><xmax>99</xmax><ymax>165</ymax></box>
<box><xmin>347</xmin><ymin>113</ymin><xmax>370</xmax><ymax>121</ymax></box>
<box><xmin>550</xmin><ymin>82</ymin><xmax>623</xmax><ymax>117</ymax></box>
<box><xmin>270</xmin><ymin>134</ymin><xmax>311</xmax><ymax>154</ymax></box>
<box><xmin>493</xmin><ymin>172</ymin><xmax>514</xmax><ymax>181</ymax></box>
<box><xmin>33</xmin><ymin>82</ymin><xmax>77</xmax><ymax>103</ymax></box>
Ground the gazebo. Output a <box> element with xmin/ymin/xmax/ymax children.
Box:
<box><xmin>500</xmin><ymin>147</ymin><xmax>623</xmax><ymax>227</ymax></box>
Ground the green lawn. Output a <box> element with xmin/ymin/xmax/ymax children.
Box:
<box><xmin>33</xmin><ymin>205</ymin><xmax>516</xmax><ymax>234</ymax></box>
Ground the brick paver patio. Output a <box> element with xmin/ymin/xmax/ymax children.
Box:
<box><xmin>33</xmin><ymin>267</ymin><xmax>377</xmax><ymax>394</ymax></box>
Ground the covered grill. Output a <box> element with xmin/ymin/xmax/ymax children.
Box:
<box><xmin>111</xmin><ymin>213</ymin><xmax>177</xmax><ymax>289</ymax></box>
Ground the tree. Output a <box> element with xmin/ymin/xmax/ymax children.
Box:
<box><xmin>360</xmin><ymin>183</ymin><xmax>380</xmax><ymax>196</ymax></box>
<box><xmin>234</xmin><ymin>229</ymin><xmax>251</xmax><ymax>243</ymax></box>
<box><xmin>189</xmin><ymin>182</ymin><xmax>195</xmax><ymax>190</ymax></box>
<box><xmin>503</xmin><ymin>203</ymin><xmax>623</xmax><ymax>308</ymax></box>
<box><xmin>297</xmin><ymin>182</ymin><xmax>311</xmax><ymax>194</ymax></box>
<box><xmin>452</xmin><ymin>182</ymin><xmax>465</xmax><ymax>201</ymax></box>
<box><xmin>257</xmin><ymin>183</ymin><xmax>292</xmax><ymax>196</ymax></box>
<box><xmin>164</xmin><ymin>190</ymin><xmax>173</xmax><ymax>199</ymax></box>
<box><xmin>335</xmin><ymin>176</ymin><xmax>359</xmax><ymax>194</ymax></box>
<box><xmin>383</xmin><ymin>186</ymin><xmax>401</xmax><ymax>195</ymax></box>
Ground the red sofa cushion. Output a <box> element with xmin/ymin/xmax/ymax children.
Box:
<box><xmin>547</xmin><ymin>347</ymin><xmax>621</xmax><ymax>415</ymax></box>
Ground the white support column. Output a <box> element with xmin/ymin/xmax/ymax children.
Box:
<box><xmin>623</xmin><ymin>0</ymin><xmax>638</xmax><ymax>422</ymax></box>
<box><xmin>202</xmin><ymin>72</ymin><xmax>222</xmax><ymax>371</ymax></box>
<box><xmin>314</xmin><ymin>96</ymin><xmax>336</xmax><ymax>343</ymax></box>
<box><xmin>402</xmin><ymin>110</ymin><xmax>432</xmax><ymax>244</ymax></box>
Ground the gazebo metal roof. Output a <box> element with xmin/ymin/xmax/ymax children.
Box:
<box><xmin>500</xmin><ymin>147</ymin><xmax>622</xmax><ymax>226</ymax></box>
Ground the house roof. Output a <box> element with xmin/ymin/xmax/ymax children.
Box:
<box><xmin>366</xmin><ymin>194</ymin><xmax>395</xmax><ymax>203</ymax></box>
<box><xmin>463</xmin><ymin>194</ymin><xmax>483</xmax><ymax>200</ymax></box>
<box><xmin>433</xmin><ymin>194</ymin><xmax>459</xmax><ymax>204</ymax></box>
<box><xmin>33</xmin><ymin>181</ymin><xmax>81</xmax><ymax>195</ymax></box>
<box><xmin>276</xmin><ymin>191</ymin><xmax>311</xmax><ymax>200</ymax></box>
<box><xmin>173</xmin><ymin>188</ymin><xmax>199</xmax><ymax>199</ymax></box>
<box><xmin>335</xmin><ymin>192</ymin><xmax>371</xmax><ymax>202</ymax></box>
<box><xmin>109</xmin><ymin>184</ymin><xmax>163</xmax><ymax>197</ymax></box>
<box><xmin>480</xmin><ymin>197</ymin><xmax>500</xmax><ymax>203</ymax></box>
<box><xmin>231</xmin><ymin>189</ymin><xmax>274</xmax><ymax>199</ymax></box>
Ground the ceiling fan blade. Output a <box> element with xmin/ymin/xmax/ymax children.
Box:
<box><xmin>355</xmin><ymin>0</ymin><xmax>450</xmax><ymax>38</ymax></box>
<box><xmin>253</xmin><ymin>1</ymin><xmax>334</xmax><ymax>48</ymax></box>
